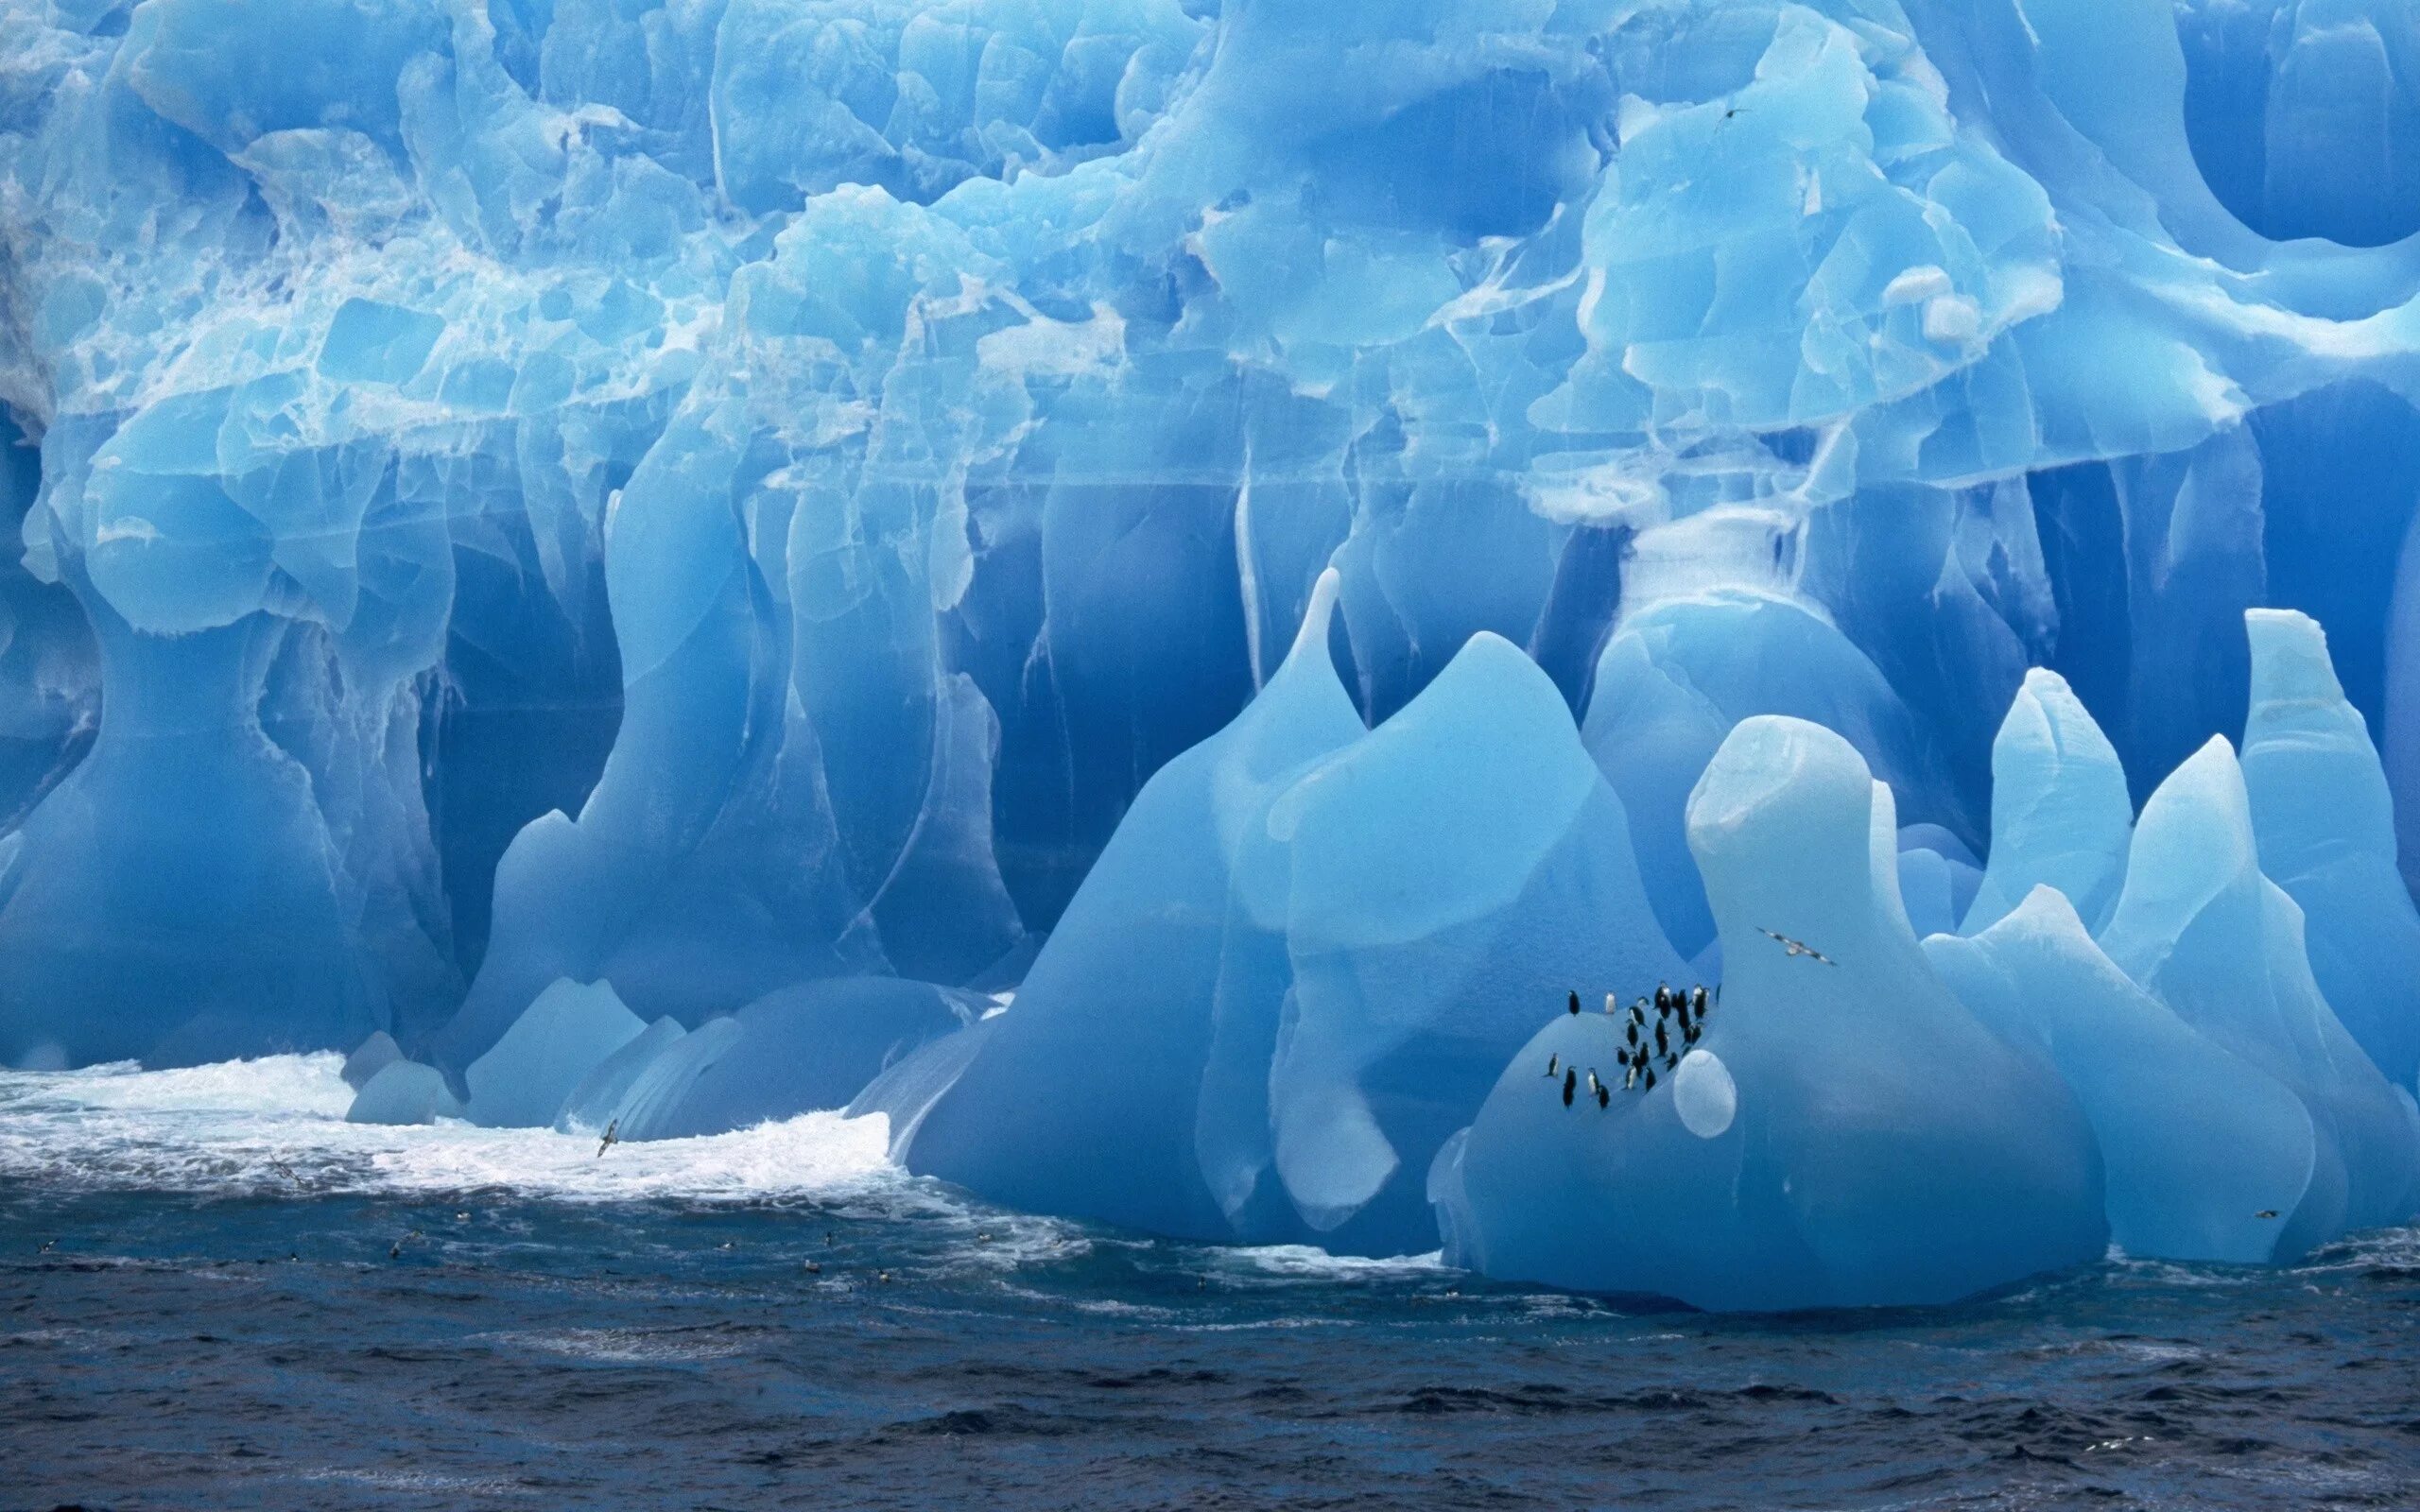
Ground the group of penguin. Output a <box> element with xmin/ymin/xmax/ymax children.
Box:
<box><xmin>1545</xmin><ymin>983</ymin><xmax>1713</xmax><ymax>1108</ymax></box>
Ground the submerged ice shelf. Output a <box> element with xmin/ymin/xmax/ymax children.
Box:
<box><xmin>6</xmin><ymin>0</ymin><xmax>2420</xmax><ymax>1307</ymax></box>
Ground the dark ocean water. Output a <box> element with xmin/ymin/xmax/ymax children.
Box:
<box><xmin>2</xmin><ymin>1057</ymin><xmax>2415</xmax><ymax>1512</ymax></box>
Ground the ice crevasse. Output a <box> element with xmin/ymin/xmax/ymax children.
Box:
<box><xmin>5</xmin><ymin>0</ymin><xmax>2420</xmax><ymax>1306</ymax></box>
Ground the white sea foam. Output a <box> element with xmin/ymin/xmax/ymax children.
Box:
<box><xmin>0</xmin><ymin>1053</ymin><xmax>903</xmax><ymax>1205</ymax></box>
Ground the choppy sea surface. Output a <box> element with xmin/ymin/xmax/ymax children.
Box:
<box><xmin>0</xmin><ymin>1057</ymin><xmax>2413</xmax><ymax>1512</ymax></box>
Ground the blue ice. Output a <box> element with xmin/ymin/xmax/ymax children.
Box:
<box><xmin>3</xmin><ymin>0</ymin><xmax>2420</xmax><ymax>1307</ymax></box>
<box><xmin>1433</xmin><ymin>716</ymin><xmax>2107</xmax><ymax>1310</ymax></box>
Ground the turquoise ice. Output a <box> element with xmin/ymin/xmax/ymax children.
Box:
<box><xmin>2</xmin><ymin>0</ymin><xmax>2420</xmax><ymax>1304</ymax></box>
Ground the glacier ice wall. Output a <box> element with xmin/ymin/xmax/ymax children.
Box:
<box><xmin>5</xmin><ymin>0</ymin><xmax>2420</xmax><ymax>1300</ymax></box>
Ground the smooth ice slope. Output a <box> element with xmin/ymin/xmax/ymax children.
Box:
<box><xmin>1960</xmin><ymin>671</ymin><xmax>2135</xmax><ymax>936</ymax></box>
<box><xmin>616</xmin><ymin>978</ymin><xmax>976</xmax><ymax>1141</ymax></box>
<box><xmin>463</xmin><ymin>978</ymin><xmax>647</xmax><ymax>1128</ymax></box>
<box><xmin>347</xmin><ymin>1060</ymin><xmax>464</xmax><ymax>1126</ymax></box>
<box><xmin>906</xmin><ymin>584</ymin><xmax>1686</xmax><ymax>1255</ymax></box>
<box><xmin>900</xmin><ymin>572</ymin><xmax>1370</xmax><ymax>1243</ymax></box>
<box><xmin>2098</xmin><ymin>738</ymin><xmax>2420</xmax><ymax>1230</ymax></box>
<box><xmin>1433</xmin><ymin>717</ymin><xmax>2105</xmax><ymax>1310</ymax></box>
<box><xmin>1927</xmin><ymin>888</ymin><xmax>2321</xmax><ymax>1262</ymax></box>
<box><xmin>555</xmin><ymin>1017</ymin><xmax>687</xmax><ymax>1135</ymax></box>
<box><xmin>1582</xmin><ymin>593</ymin><xmax>1944</xmax><ymax>960</ymax></box>
<box><xmin>1254</xmin><ymin>630</ymin><xmax>1689</xmax><ymax>1247</ymax></box>
<box><xmin>2241</xmin><ymin>610</ymin><xmax>2420</xmax><ymax>1092</ymax></box>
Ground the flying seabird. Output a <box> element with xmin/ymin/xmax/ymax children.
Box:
<box><xmin>1757</xmin><ymin>928</ymin><xmax>1837</xmax><ymax>965</ymax></box>
<box><xmin>2255</xmin><ymin>1210</ymin><xmax>2279</xmax><ymax>1220</ymax></box>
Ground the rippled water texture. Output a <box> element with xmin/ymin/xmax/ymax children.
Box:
<box><xmin>3</xmin><ymin>1058</ymin><xmax>2415</xmax><ymax>1510</ymax></box>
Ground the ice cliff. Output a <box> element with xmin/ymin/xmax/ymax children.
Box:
<box><xmin>5</xmin><ymin>0</ymin><xmax>2420</xmax><ymax>1306</ymax></box>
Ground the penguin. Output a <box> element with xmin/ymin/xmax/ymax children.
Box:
<box><xmin>1616</xmin><ymin>1047</ymin><xmax>1632</xmax><ymax>1069</ymax></box>
<box><xmin>1596</xmin><ymin>1079</ymin><xmax>1611</xmax><ymax>1109</ymax></box>
<box><xmin>1641</xmin><ymin>1066</ymin><xmax>1657</xmax><ymax>1091</ymax></box>
<box><xmin>1663</xmin><ymin>1052</ymin><xmax>1678</xmax><ymax>1072</ymax></box>
<box><xmin>1632</xmin><ymin>996</ymin><xmax>1649</xmax><ymax>1022</ymax></box>
<box><xmin>1567</xmin><ymin>990</ymin><xmax>1582</xmax><ymax>1016</ymax></box>
<box><xmin>1622</xmin><ymin>1064</ymin><xmax>1637</xmax><ymax>1091</ymax></box>
<box><xmin>1562</xmin><ymin>1068</ymin><xmax>1578</xmax><ymax>1107</ymax></box>
<box><xmin>1684</xmin><ymin>1021</ymin><xmax>1701</xmax><ymax>1048</ymax></box>
<box><xmin>1626</xmin><ymin>1020</ymin><xmax>1639</xmax><ymax>1047</ymax></box>
<box><xmin>1690</xmin><ymin>985</ymin><xmax>1710</xmax><ymax>1019</ymax></box>
<box><xmin>1544</xmin><ymin>1053</ymin><xmax>1561</xmax><ymax>1079</ymax></box>
<box><xmin>1587</xmin><ymin>1069</ymin><xmax>1603</xmax><ymax>1100</ymax></box>
<box><xmin>1654</xmin><ymin>1021</ymin><xmax>1668</xmax><ymax>1057</ymax></box>
<box><xmin>1604</xmin><ymin>992</ymin><xmax>1619</xmax><ymax>1017</ymax></box>
<box><xmin>1655</xmin><ymin>984</ymin><xmax>1672</xmax><ymax>1015</ymax></box>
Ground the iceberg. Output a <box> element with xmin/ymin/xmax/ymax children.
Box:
<box><xmin>1958</xmin><ymin>670</ymin><xmax>2135</xmax><ymax>936</ymax></box>
<box><xmin>347</xmin><ymin>1059</ymin><xmax>465</xmax><ymax>1126</ymax></box>
<box><xmin>462</xmin><ymin>977</ymin><xmax>647</xmax><ymax>1128</ymax></box>
<box><xmin>2241</xmin><ymin>610</ymin><xmax>2420</xmax><ymax>1093</ymax></box>
<box><xmin>2097</xmin><ymin>736</ymin><xmax>2420</xmax><ymax>1229</ymax></box>
<box><xmin>556</xmin><ymin>1016</ymin><xmax>688</xmax><ymax>1135</ymax></box>
<box><xmin>904</xmin><ymin>585</ymin><xmax>1685</xmax><ymax>1255</ymax></box>
<box><xmin>1927</xmin><ymin>888</ymin><xmax>2323</xmax><ymax>1263</ymax></box>
<box><xmin>2</xmin><ymin>0</ymin><xmax>2420</xmax><ymax>1302</ymax></box>
<box><xmin>1432</xmin><ymin>716</ymin><xmax>2107</xmax><ymax>1310</ymax></box>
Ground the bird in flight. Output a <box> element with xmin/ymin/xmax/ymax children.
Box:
<box><xmin>1758</xmin><ymin>928</ymin><xmax>1837</xmax><ymax>965</ymax></box>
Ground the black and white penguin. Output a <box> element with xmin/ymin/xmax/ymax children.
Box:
<box><xmin>1690</xmin><ymin>985</ymin><xmax>1710</xmax><ymax>1019</ymax></box>
<box><xmin>1567</xmin><ymin>990</ymin><xmax>1582</xmax><ymax>1016</ymax></box>
<box><xmin>1544</xmin><ymin>1053</ymin><xmax>1560</xmax><ymax>1079</ymax></box>
<box><xmin>1562</xmin><ymin>1068</ymin><xmax>1578</xmax><ymax>1107</ymax></box>
<box><xmin>1626</xmin><ymin>1020</ymin><xmax>1639</xmax><ymax>1047</ymax></box>
<box><xmin>1641</xmin><ymin>1065</ymin><xmax>1657</xmax><ymax>1091</ymax></box>
<box><xmin>1595</xmin><ymin>1079</ymin><xmax>1611</xmax><ymax>1109</ymax></box>
<box><xmin>1654</xmin><ymin>984</ymin><xmax>1672</xmax><ymax>1016</ymax></box>
<box><xmin>1654</xmin><ymin>1020</ymin><xmax>1668</xmax><ymax>1057</ymax></box>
